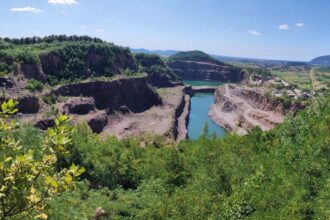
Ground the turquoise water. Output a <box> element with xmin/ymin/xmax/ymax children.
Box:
<box><xmin>183</xmin><ymin>80</ymin><xmax>223</xmax><ymax>87</ymax></box>
<box><xmin>187</xmin><ymin>92</ymin><xmax>226</xmax><ymax>140</ymax></box>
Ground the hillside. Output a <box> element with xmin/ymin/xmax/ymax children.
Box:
<box><xmin>168</xmin><ymin>50</ymin><xmax>245</xmax><ymax>82</ymax></box>
<box><xmin>0</xmin><ymin>35</ymin><xmax>181</xmax><ymax>87</ymax></box>
<box><xmin>310</xmin><ymin>55</ymin><xmax>330</xmax><ymax>66</ymax></box>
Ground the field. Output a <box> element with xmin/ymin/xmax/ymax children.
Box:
<box><xmin>313</xmin><ymin>68</ymin><xmax>330</xmax><ymax>91</ymax></box>
<box><xmin>271</xmin><ymin>70</ymin><xmax>312</xmax><ymax>91</ymax></box>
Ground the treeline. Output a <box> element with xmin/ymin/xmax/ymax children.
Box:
<box><xmin>0</xmin><ymin>35</ymin><xmax>103</xmax><ymax>45</ymax></box>
<box><xmin>9</xmin><ymin>93</ymin><xmax>330</xmax><ymax>219</ymax></box>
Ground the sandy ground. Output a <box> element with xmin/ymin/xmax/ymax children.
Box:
<box><xmin>100</xmin><ymin>86</ymin><xmax>186</xmax><ymax>139</ymax></box>
<box><xmin>209</xmin><ymin>84</ymin><xmax>284</xmax><ymax>135</ymax></box>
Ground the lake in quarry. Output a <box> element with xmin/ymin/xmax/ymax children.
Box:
<box><xmin>183</xmin><ymin>81</ymin><xmax>226</xmax><ymax>140</ymax></box>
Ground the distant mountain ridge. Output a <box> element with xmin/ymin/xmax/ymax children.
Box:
<box><xmin>130</xmin><ymin>48</ymin><xmax>307</xmax><ymax>67</ymax></box>
<box><xmin>310</xmin><ymin>55</ymin><xmax>330</xmax><ymax>66</ymax></box>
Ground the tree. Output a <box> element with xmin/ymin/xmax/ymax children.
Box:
<box><xmin>0</xmin><ymin>100</ymin><xmax>84</xmax><ymax>219</ymax></box>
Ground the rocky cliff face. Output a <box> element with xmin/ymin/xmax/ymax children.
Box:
<box><xmin>18</xmin><ymin>64</ymin><xmax>47</xmax><ymax>82</ymax></box>
<box><xmin>228</xmin><ymin>87</ymin><xmax>284</xmax><ymax>114</ymax></box>
<box><xmin>168</xmin><ymin>60</ymin><xmax>244</xmax><ymax>82</ymax></box>
<box><xmin>51</xmin><ymin>77</ymin><xmax>162</xmax><ymax>113</ymax></box>
<box><xmin>210</xmin><ymin>84</ymin><xmax>305</xmax><ymax>135</ymax></box>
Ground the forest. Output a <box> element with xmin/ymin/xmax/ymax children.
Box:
<box><xmin>1</xmin><ymin>92</ymin><xmax>329</xmax><ymax>219</ymax></box>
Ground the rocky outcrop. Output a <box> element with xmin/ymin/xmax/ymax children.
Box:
<box><xmin>175</xmin><ymin>95</ymin><xmax>190</xmax><ymax>141</ymax></box>
<box><xmin>18</xmin><ymin>64</ymin><xmax>47</xmax><ymax>82</ymax></box>
<box><xmin>210</xmin><ymin>85</ymin><xmax>284</xmax><ymax>135</ymax></box>
<box><xmin>88</xmin><ymin>113</ymin><xmax>108</xmax><ymax>134</ymax></box>
<box><xmin>230</xmin><ymin>87</ymin><xmax>284</xmax><ymax>114</ymax></box>
<box><xmin>0</xmin><ymin>96</ymin><xmax>40</xmax><ymax>114</ymax></box>
<box><xmin>168</xmin><ymin>60</ymin><xmax>244</xmax><ymax>82</ymax></box>
<box><xmin>63</xmin><ymin>97</ymin><xmax>95</xmax><ymax>115</ymax></box>
<box><xmin>17</xmin><ymin>96</ymin><xmax>41</xmax><ymax>114</ymax></box>
<box><xmin>35</xmin><ymin>119</ymin><xmax>55</xmax><ymax>130</ymax></box>
<box><xmin>51</xmin><ymin>77</ymin><xmax>162</xmax><ymax>113</ymax></box>
<box><xmin>0</xmin><ymin>77</ymin><xmax>14</xmax><ymax>88</ymax></box>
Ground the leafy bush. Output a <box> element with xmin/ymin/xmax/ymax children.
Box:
<box><xmin>0</xmin><ymin>100</ymin><xmax>84</xmax><ymax>219</ymax></box>
<box><xmin>44</xmin><ymin>94</ymin><xmax>330</xmax><ymax>219</ymax></box>
<box><xmin>26</xmin><ymin>79</ymin><xmax>44</xmax><ymax>92</ymax></box>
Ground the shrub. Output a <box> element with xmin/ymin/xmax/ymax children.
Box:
<box><xmin>0</xmin><ymin>100</ymin><xmax>84</xmax><ymax>219</ymax></box>
<box><xmin>26</xmin><ymin>79</ymin><xmax>44</xmax><ymax>92</ymax></box>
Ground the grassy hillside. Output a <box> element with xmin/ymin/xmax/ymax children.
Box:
<box><xmin>9</xmin><ymin>93</ymin><xmax>329</xmax><ymax>219</ymax></box>
<box><xmin>0</xmin><ymin>35</ymin><xmax>180</xmax><ymax>86</ymax></box>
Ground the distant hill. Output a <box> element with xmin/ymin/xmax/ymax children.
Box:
<box><xmin>310</xmin><ymin>55</ymin><xmax>330</xmax><ymax>66</ymax></box>
<box><xmin>169</xmin><ymin>50</ymin><xmax>224</xmax><ymax>64</ymax></box>
<box><xmin>167</xmin><ymin>50</ymin><xmax>244</xmax><ymax>82</ymax></box>
<box><xmin>130</xmin><ymin>48</ymin><xmax>306</xmax><ymax>67</ymax></box>
<box><xmin>130</xmin><ymin>48</ymin><xmax>180</xmax><ymax>57</ymax></box>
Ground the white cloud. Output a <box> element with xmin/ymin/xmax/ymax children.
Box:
<box><xmin>11</xmin><ymin>6</ymin><xmax>42</xmax><ymax>13</ymax></box>
<box><xmin>95</xmin><ymin>28</ymin><xmax>104</xmax><ymax>33</ymax></box>
<box><xmin>279</xmin><ymin>24</ymin><xmax>289</xmax><ymax>30</ymax></box>
<box><xmin>80</xmin><ymin>25</ymin><xmax>86</xmax><ymax>29</ymax></box>
<box><xmin>248</xmin><ymin>30</ymin><xmax>262</xmax><ymax>36</ymax></box>
<box><xmin>296</xmin><ymin>22</ymin><xmax>304</xmax><ymax>27</ymax></box>
<box><xmin>48</xmin><ymin>0</ymin><xmax>78</xmax><ymax>5</ymax></box>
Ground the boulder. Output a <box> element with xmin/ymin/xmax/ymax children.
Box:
<box><xmin>35</xmin><ymin>119</ymin><xmax>55</xmax><ymax>130</ymax></box>
<box><xmin>63</xmin><ymin>97</ymin><xmax>95</xmax><ymax>115</ymax></box>
<box><xmin>88</xmin><ymin>114</ymin><xmax>108</xmax><ymax>134</ymax></box>
<box><xmin>17</xmin><ymin>96</ymin><xmax>40</xmax><ymax>114</ymax></box>
<box><xmin>0</xmin><ymin>77</ymin><xmax>14</xmax><ymax>88</ymax></box>
<box><xmin>119</xmin><ymin>105</ymin><xmax>131</xmax><ymax>115</ymax></box>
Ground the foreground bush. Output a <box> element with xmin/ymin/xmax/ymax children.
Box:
<box><xmin>0</xmin><ymin>100</ymin><xmax>84</xmax><ymax>219</ymax></box>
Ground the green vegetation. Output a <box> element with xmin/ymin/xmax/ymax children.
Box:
<box><xmin>169</xmin><ymin>50</ymin><xmax>223</xmax><ymax>64</ymax></box>
<box><xmin>6</xmin><ymin>93</ymin><xmax>329</xmax><ymax>219</ymax></box>
<box><xmin>0</xmin><ymin>35</ymin><xmax>181</xmax><ymax>86</ymax></box>
<box><xmin>26</xmin><ymin>79</ymin><xmax>44</xmax><ymax>92</ymax></box>
<box><xmin>271</xmin><ymin>70</ymin><xmax>312</xmax><ymax>91</ymax></box>
<box><xmin>312</xmin><ymin>68</ymin><xmax>330</xmax><ymax>91</ymax></box>
<box><xmin>135</xmin><ymin>53</ymin><xmax>179</xmax><ymax>83</ymax></box>
<box><xmin>0</xmin><ymin>100</ymin><xmax>84</xmax><ymax>219</ymax></box>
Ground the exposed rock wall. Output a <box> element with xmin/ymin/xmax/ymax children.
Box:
<box><xmin>229</xmin><ymin>87</ymin><xmax>284</xmax><ymax>114</ymax></box>
<box><xmin>168</xmin><ymin>60</ymin><xmax>244</xmax><ymax>82</ymax></box>
<box><xmin>18</xmin><ymin>64</ymin><xmax>47</xmax><ymax>82</ymax></box>
<box><xmin>210</xmin><ymin>85</ymin><xmax>285</xmax><ymax>134</ymax></box>
<box><xmin>0</xmin><ymin>96</ymin><xmax>40</xmax><ymax>114</ymax></box>
<box><xmin>51</xmin><ymin>77</ymin><xmax>162</xmax><ymax>113</ymax></box>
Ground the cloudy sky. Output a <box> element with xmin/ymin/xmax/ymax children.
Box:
<box><xmin>1</xmin><ymin>0</ymin><xmax>330</xmax><ymax>61</ymax></box>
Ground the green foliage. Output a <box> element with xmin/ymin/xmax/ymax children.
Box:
<box><xmin>26</xmin><ymin>79</ymin><xmax>44</xmax><ymax>92</ymax></box>
<box><xmin>134</xmin><ymin>53</ymin><xmax>180</xmax><ymax>85</ymax></box>
<box><xmin>0</xmin><ymin>100</ymin><xmax>84</xmax><ymax>219</ymax></box>
<box><xmin>169</xmin><ymin>50</ymin><xmax>222</xmax><ymax>64</ymax></box>
<box><xmin>43</xmin><ymin>94</ymin><xmax>330</xmax><ymax>219</ymax></box>
<box><xmin>42</xmin><ymin>94</ymin><xmax>57</xmax><ymax>105</ymax></box>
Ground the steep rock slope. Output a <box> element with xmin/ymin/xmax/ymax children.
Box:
<box><xmin>51</xmin><ymin>77</ymin><xmax>162</xmax><ymax>113</ymax></box>
<box><xmin>168</xmin><ymin>51</ymin><xmax>244</xmax><ymax>82</ymax></box>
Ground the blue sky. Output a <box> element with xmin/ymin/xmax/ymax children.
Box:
<box><xmin>1</xmin><ymin>0</ymin><xmax>330</xmax><ymax>61</ymax></box>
